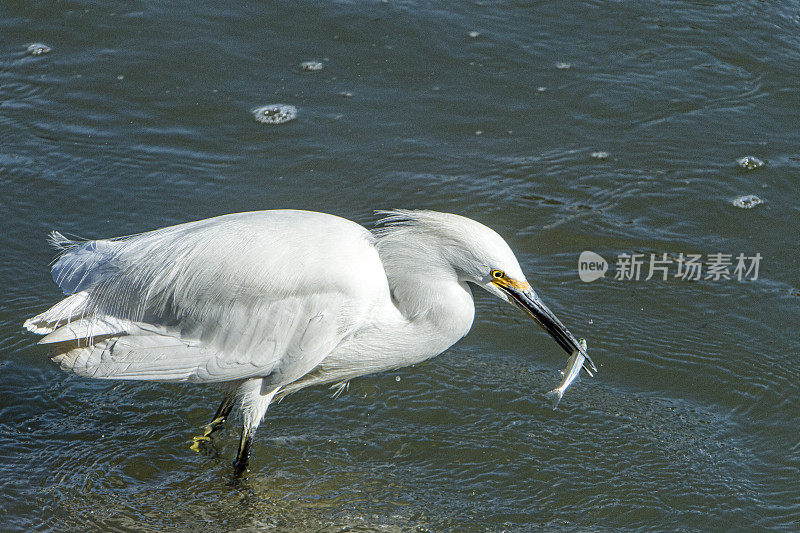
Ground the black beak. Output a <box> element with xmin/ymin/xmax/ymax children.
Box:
<box><xmin>499</xmin><ymin>284</ymin><xmax>597</xmax><ymax>374</ymax></box>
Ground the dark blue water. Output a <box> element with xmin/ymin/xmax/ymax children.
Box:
<box><xmin>1</xmin><ymin>1</ymin><xmax>799</xmax><ymax>530</ymax></box>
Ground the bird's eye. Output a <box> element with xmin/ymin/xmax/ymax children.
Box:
<box><xmin>491</xmin><ymin>269</ymin><xmax>504</xmax><ymax>280</ymax></box>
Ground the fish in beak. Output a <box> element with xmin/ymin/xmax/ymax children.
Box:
<box><xmin>493</xmin><ymin>277</ymin><xmax>597</xmax><ymax>374</ymax></box>
<box><xmin>545</xmin><ymin>338</ymin><xmax>589</xmax><ymax>409</ymax></box>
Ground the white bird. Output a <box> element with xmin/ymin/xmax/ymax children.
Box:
<box><xmin>24</xmin><ymin>209</ymin><xmax>595</xmax><ymax>474</ymax></box>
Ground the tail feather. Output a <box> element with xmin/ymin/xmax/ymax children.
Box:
<box><xmin>545</xmin><ymin>389</ymin><xmax>563</xmax><ymax>410</ymax></box>
<box><xmin>39</xmin><ymin>316</ymin><xmax>131</xmax><ymax>345</ymax></box>
<box><xmin>23</xmin><ymin>291</ymin><xmax>90</xmax><ymax>334</ymax></box>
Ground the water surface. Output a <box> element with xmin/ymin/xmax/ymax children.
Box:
<box><xmin>1</xmin><ymin>0</ymin><xmax>799</xmax><ymax>530</ymax></box>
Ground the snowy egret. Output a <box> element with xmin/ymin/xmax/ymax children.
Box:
<box><xmin>24</xmin><ymin>209</ymin><xmax>595</xmax><ymax>474</ymax></box>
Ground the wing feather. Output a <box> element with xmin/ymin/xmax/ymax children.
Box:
<box><xmin>28</xmin><ymin>211</ymin><xmax>389</xmax><ymax>384</ymax></box>
<box><xmin>52</xmin><ymin>335</ymin><xmax>216</xmax><ymax>381</ymax></box>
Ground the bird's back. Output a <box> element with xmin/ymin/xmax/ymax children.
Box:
<box><xmin>51</xmin><ymin>210</ymin><xmax>380</xmax><ymax>301</ymax></box>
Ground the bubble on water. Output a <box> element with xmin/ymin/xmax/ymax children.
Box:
<box><xmin>468</xmin><ymin>31</ymin><xmax>481</xmax><ymax>38</ymax></box>
<box><xmin>300</xmin><ymin>61</ymin><xmax>323</xmax><ymax>72</ymax></box>
<box><xmin>555</xmin><ymin>62</ymin><xmax>571</xmax><ymax>70</ymax></box>
<box><xmin>737</xmin><ymin>156</ymin><xmax>764</xmax><ymax>170</ymax></box>
<box><xmin>395</xmin><ymin>376</ymin><xmax>401</xmax><ymax>382</ymax></box>
<box><xmin>732</xmin><ymin>195</ymin><xmax>763</xmax><ymax>209</ymax></box>
<box><xmin>591</xmin><ymin>151</ymin><xmax>609</xmax><ymax>160</ymax></box>
<box><xmin>27</xmin><ymin>43</ymin><xmax>52</xmax><ymax>56</ymax></box>
<box><xmin>252</xmin><ymin>104</ymin><xmax>298</xmax><ymax>125</ymax></box>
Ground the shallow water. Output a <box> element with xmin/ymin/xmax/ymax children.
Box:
<box><xmin>1</xmin><ymin>0</ymin><xmax>799</xmax><ymax>530</ymax></box>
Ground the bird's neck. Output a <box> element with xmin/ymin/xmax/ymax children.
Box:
<box><xmin>380</xmin><ymin>274</ymin><xmax>476</xmax><ymax>367</ymax></box>
<box><xmin>377</xmin><ymin>241</ymin><xmax>476</xmax><ymax>356</ymax></box>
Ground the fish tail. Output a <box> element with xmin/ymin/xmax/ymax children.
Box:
<box><xmin>582</xmin><ymin>354</ymin><xmax>597</xmax><ymax>374</ymax></box>
<box><xmin>545</xmin><ymin>389</ymin><xmax>563</xmax><ymax>410</ymax></box>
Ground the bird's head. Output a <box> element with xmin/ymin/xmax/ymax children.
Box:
<box><xmin>376</xmin><ymin>209</ymin><xmax>595</xmax><ymax>372</ymax></box>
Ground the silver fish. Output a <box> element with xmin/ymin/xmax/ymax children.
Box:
<box><xmin>545</xmin><ymin>338</ymin><xmax>592</xmax><ymax>409</ymax></box>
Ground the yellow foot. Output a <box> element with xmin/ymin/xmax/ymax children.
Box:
<box><xmin>189</xmin><ymin>425</ymin><xmax>215</xmax><ymax>452</ymax></box>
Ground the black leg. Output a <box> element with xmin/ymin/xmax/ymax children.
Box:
<box><xmin>232</xmin><ymin>430</ymin><xmax>253</xmax><ymax>476</ymax></box>
<box><xmin>190</xmin><ymin>395</ymin><xmax>236</xmax><ymax>452</ymax></box>
<box><xmin>228</xmin><ymin>379</ymin><xmax>279</xmax><ymax>476</ymax></box>
<box><xmin>208</xmin><ymin>395</ymin><xmax>236</xmax><ymax>432</ymax></box>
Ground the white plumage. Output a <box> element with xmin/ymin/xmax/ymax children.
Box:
<box><xmin>25</xmin><ymin>209</ymin><xmax>592</xmax><ymax>473</ymax></box>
